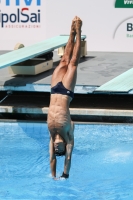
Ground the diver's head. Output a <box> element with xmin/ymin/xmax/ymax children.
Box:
<box><xmin>54</xmin><ymin>136</ymin><xmax>66</xmax><ymax>156</ymax></box>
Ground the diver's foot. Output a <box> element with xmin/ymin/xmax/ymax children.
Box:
<box><xmin>70</xmin><ymin>16</ymin><xmax>76</xmax><ymax>34</ymax></box>
<box><xmin>75</xmin><ymin>16</ymin><xmax>82</xmax><ymax>33</ymax></box>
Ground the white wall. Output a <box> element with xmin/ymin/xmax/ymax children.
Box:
<box><xmin>0</xmin><ymin>0</ymin><xmax>133</xmax><ymax>52</ymax></box>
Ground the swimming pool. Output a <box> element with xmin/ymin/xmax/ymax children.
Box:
<box><xmin>0</xmin><ymin>122</ymin><xmax>133</xmax><ymax>200</ymax></box>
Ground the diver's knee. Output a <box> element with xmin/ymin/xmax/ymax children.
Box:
<box><xmin>70</xmin><ymin>57</ymin><xmax>78</xmax><ymax>66</ymax></box>
<box><xmin>61</xmin><ymin>55</ymin><xmax>70</xmax><ymax>66</ymax></box>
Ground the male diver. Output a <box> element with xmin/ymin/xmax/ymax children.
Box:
<box><xmin>47</xmin><ymin>16</ymin><xmax>82</xmax><ymax>179</ymax></box>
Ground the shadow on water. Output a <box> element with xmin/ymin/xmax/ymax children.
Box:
<box><xmin>18</xmin><ymin>122</ymin><xmax>49</xmax><ymax>147</ymax></box>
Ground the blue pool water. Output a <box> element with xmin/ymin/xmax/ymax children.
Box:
<box><xmin>0</xmin><ymin>122</ymin><xmax>133</xmax><ymax>200</ymax></box>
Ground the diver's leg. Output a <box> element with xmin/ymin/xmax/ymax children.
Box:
<box><xmin>62</xmin><ymin>17</ymin><xmax>82</xmax><ymax>91</ymax></box>
<box><xmin>51</xmin><ymin>17</ymin><xmax>76</xmax><ymax>87</ymax></box>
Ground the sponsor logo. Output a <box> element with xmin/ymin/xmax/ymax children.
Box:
<box><xmin>127</xmin><ymin>23</ymin><xmax>133</xmax><ymax>37</ymax></box>
<box><xmin>114</xmin><ymin>1</ymin><xmax>133</xmax><ymax>38</ymax></box>
<box><xmin>115</xmin><ymin>0</ymin><xmax>133</xmax><ymax>8</ymax></box>
<box><xmin>0</xmin><ymin>0</ymin><xmax>41</xmax><ymax>28</ymax></box>
<box><xmin>113</xmin><ymin>17</ymin><xmax>133</xmax><ymax>39</ymax></box>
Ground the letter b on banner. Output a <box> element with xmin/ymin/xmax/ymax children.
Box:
<box><xmin>127</xmin><ymin>23</ymin><xmax>133</xmax><ymax>31</ymax></box>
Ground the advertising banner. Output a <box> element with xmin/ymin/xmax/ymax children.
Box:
<box><xmin>0</xmin><ymin>0</ymin><xmax>46</xmax><ymax>50</ymax></box>
<box><xmin>0</xmin><ymin>0</ymin><xmax>133</xmax><ymax>52</ymax></box>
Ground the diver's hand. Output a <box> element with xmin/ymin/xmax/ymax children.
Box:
<box><xmin>52</xmin><ymin>176</ymin><xmax>58</xmax><ymax>181</ymax></box>
<box><xmin>52</xmin><ymin>172</ymin><xmax>69</xmax><ymax>180</ymax></box>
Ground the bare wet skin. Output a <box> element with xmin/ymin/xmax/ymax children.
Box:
<box><xmin>47</xmin><ymin>16</ymin><xmax>82</xmax><ymax>143</ymax></box>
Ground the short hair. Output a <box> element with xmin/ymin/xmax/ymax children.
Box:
<box><xmin>54</xmin><ymin>141</ymin><xmax>66</xmax><ymax>156</ymax></box>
